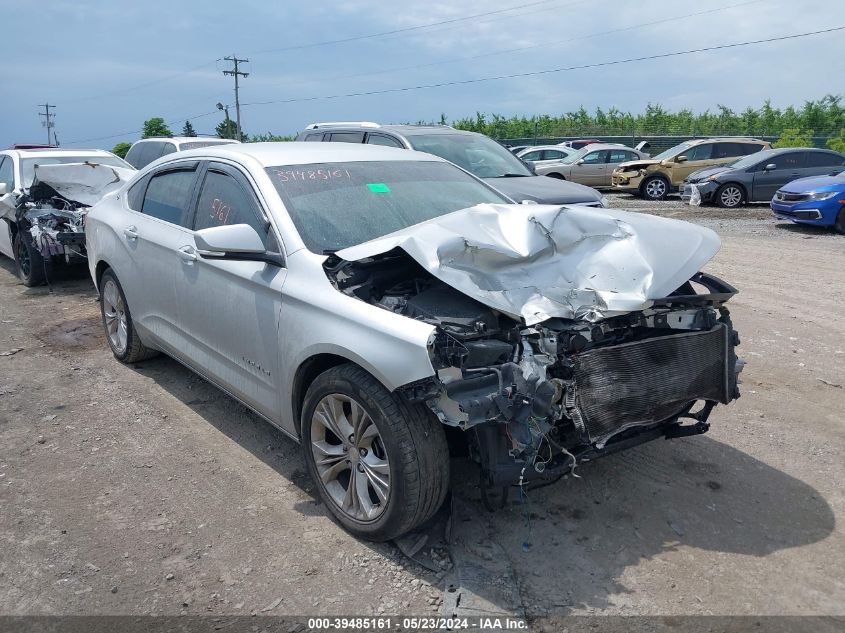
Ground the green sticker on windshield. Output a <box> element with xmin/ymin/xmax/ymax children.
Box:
<box><xmin>367</xmin><ymin>183</ymin><xmax>391</xmax><ymax>193</ymax></box>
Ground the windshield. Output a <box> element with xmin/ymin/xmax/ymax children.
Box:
<box><xmin>21</xmin><ymin>155</ymin><xmax>130</xmax><ymax>186</ymax></box>
<box><xmin>266</xmin><ymin>160</ymin><xmax>511</xmax><ymax>252</ymax></box>
<box><xmin>406</xmin><ymin>133</ymin><xmax>532</xmax><ymax>178</ymax></box>
<box><xmin>561</xmin><ymin>146</ymin><xmax>593</xmax><ymax>164</ymax></box>
<box><xmin>727</xmin><ymin>151</ymin><xmax>772</xmax><ymax>170</ymax></box>
<box><xmin>652</xmin><ymin>141</ymin><xmax>694</xmax><ymax>161</ymax></box>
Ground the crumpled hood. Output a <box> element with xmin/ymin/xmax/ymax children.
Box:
<box><xmin>336</xmin><ymin>203</ymin><xmax>721</xmax><ymax>325</ymax></box>
<box><xmin>30</xmin><ymin>162</ymin><xmax>135</xmax><ymax>207</ymax></box>
<box><xmin>616</xmin><ymin>159</ymin><xmax>660</xmax><ymax>171</ymax></box>
<box><xmin>780</xmin><ymin>174</ymin><xmax>845</xmax><ymax>193</ymax></box>
<box><xmin>687</xmin><ymin>166</ymin><xmax>730</xmax><ymax>182</ymax></box>
<box><xmin>482</xmin><ymin>175</ymin><xmax>602</xmax><ymax>205</ymax></box>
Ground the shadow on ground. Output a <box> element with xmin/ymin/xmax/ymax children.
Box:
<box><xmin>129</xmin><ymin>354</ymin><xmax>835</xmax><ymax>617</ymax></box>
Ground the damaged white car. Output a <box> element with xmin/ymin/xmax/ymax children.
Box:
<box><xmin>0</xmin><ymin>148</ymin><xmax>134</xmax><ymax>286</ymax></box>
<box><xmin>85</xmin><ymin>143</ymin><xmax>742</xmax><ymax>541</ymax></box>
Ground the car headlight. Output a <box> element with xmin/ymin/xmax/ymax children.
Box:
<box><xmin>806</xmin><ymin>190</ymin><xmax>837</xmax><ymax>201</ymax></box>
<box><xmin>707</xmin><ymin>174</ymin><xmax>721</xmax><ymax>182</ymax></box>
<box><xmin>600</xmin><ymin>196</ymin><xmax>610</xmax><ymax>207</ymax></box>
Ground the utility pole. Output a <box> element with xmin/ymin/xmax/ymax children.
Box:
<box><xmin>39</xmin><ymin>103</ymin><xmax>56</xmax><ymax>145</ymax></box>
<box><xmin>222</xmin><ymin>55</ymin><xmax>249</xmax><ymax>141</ymax></box>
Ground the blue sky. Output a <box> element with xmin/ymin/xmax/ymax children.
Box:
<box><xmin>3</xmin><ymin>0</ymin><xmax>841</xmax><ymax>150</ymax></box>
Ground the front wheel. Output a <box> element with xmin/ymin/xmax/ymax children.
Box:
<box><xmin>641</xmin><ymin>176</ymin><xmax>670</xmax><ymax>200</ymax></box>
<box><xmin>301</xmin><ymin>364</ymin><xmax>450</xmax><ymax>541</ymax></box>
<box><xmin>98</xmin><ymin>268</ymin><xmax>158</xmax><ymax>363</ymax></box>
<box><xmin>14</xmin><ymin>231</ymin><xmax>46</xmax><ymax>287</ymax></box>
<box><xmin>545</xmin><ymin>172</ymin><xmax>565</xmax><ymax>179</ymax></box>
<box><xmin>716</xmin><ymin>183</ymin><xmax>744</xmax><ymax>208</ymax></box>
<box><xmin>835</xmin><ymin>208</ymin><xmax>845</xmax><ymax>235</ymax></box>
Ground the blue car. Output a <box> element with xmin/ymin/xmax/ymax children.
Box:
<box><xmin>771</xmin><ymin>172</ymin><xmax>845</xmax><ymax>234</ymax></box>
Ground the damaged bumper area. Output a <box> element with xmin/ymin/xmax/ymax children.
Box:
<box><xmin>0</xmin><ymin>163</ymin><xmax>133</xmax><ymax>261</ymax></box>
<box><xmin>326</xmin><ymin>203</ymin><xmax>743</xmax><ymax>488</ymax></box>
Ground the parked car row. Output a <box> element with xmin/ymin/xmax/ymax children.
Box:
<box><xmin>518</xmin><ymin>143</ymin><xmax>648</xmax><ymax>186</ymax></box>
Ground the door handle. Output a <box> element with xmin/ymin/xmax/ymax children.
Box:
<box><xmin>123</xmin><ymin>226</ymin><xmax>138</xmax><ymax>241</ymax></box>
<box><xmin>178</xmin><ymin>245</ymin><xmax>198</xmax><ymax>265</ymax></box>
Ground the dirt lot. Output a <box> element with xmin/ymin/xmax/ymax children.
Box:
<box><xmin>0</xmin><ymin>195</ymin><xmax>843</xmax><ymax>620</ymax></box>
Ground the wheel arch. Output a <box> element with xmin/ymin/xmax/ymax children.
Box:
<box><xmin>94</xmin><ymin>260</ymin><xmax>112</xmax><ymax>292</ymax></box>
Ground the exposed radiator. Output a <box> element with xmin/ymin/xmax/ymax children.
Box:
<box><xmin>572</xmin><ymin>325</ymin><xmax>732</xmax><ymax>444</ymax></box>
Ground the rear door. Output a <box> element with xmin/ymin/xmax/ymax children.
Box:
<box><xmin>122</xmin><ymin>161</ymin><xmax>201</xmax><ymax>351</ymax></box>
<box><xmin>606</xmin><ymin>149</ymin><xmax>639</xmax><ymax>186</ymax></box>
<box><xmin>327</xmin><ymin>131</ymin><xmax>365</xmax><ymax>144</ymax></box>
<box><xmin>752</xmin><ymin>151</ymin><xmax>806</xmax><ymax>200</ymax></box>
<box><xmin>175</xmin><ymin>161</ymin><xmax>286</xmax><ymax>420</ymax></box>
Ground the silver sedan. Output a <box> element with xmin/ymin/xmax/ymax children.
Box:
<box><xmin>523</xmin><ymin>143</ymin><xmax>648</xmax><ymax>186</ymax></box>
<box><xmin>86</xmin><ymin>142</ymin><xmax>742</xmax><ymax>541</ymax></box>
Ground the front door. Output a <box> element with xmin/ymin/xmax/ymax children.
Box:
<box><xmin>175</xmin><ymin>162</ymin><xmax>286</xmax><ymax>421</ymax></box>
<box><xmin>571</xmin><ymin>149</ymin><xmax>609</xmax><ymax>185</ymax></box>
<box><xmin>752</xmin><ymin>151</ymin><xmax>807</xmax><ymax>201</ymax></box>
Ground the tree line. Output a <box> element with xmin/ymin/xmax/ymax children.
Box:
<box><xmin>111</xmin><ymin>95</ymin><xmax>845</xmax><ymax>158</ymax></box>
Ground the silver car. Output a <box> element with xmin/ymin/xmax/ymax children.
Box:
<box><xmin>525</xmin><ymin>143</ymin><xmax>648</xmax><ymax>186</ymax></box>
<box><xmin>86</xmin><ymin>142</ymin><xmax>743</xmax><ymax>541</ymax></box>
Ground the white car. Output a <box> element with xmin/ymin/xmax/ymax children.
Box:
<box><xmin>0</xmin><ymin>147</ymin><xmax>133</xmax><ymax>285</ymax></box>
<box><xmin>124</xmin><ymin>137</ymin><xmax>240</xmax><ymax>170</ymax></box>
<box><xmin>85</xmin><ymin>142</ymin><xmax>742</xmax><ymax>541</ymax></box>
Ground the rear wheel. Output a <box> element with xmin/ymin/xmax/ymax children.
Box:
<box><xmin>716</xmin><ymin>183</ymin><xmax>744</xmax><ymax>208</ymax></box>
<box><xmin>301</xmin><ymin>364</ymin><xmax>449</xmax><ymax>541</ymax></box>
<box><xmin>99</xmin><ymin>268</ymin><xmax>158</xmax><ymax>363</ymax></box>
<box><xmin>13</xmin><ymin>231</ymin><xmax>46</xmax><ymax>287</ymax></box>
<box><xmin>641</xmin><ymin>175</ymin><xmax>670</xmax><ymax>200</ymax></box>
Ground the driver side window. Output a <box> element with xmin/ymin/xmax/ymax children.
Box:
<box><xmin>193</xmin><ymin>169</ymin><xmax>277</xmax><ymax>251</ymax></box>
<box><xmin>0</xmin><ymin>157</ymin><xmax>14</xmax><ymax>191</ymax></box>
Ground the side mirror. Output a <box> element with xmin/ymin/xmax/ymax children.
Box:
<box><xmin>521</xmin><ymin>159</ymin><xmax>537</xmax><ymax>175</ymax></box>
<box><xmin>764</xmin><ymin>163</ymin><xmax>777</xmax><ymax>171</ymax></box>
<box><xmin>676</xmin><ymin>155</ymin><xmax>688</xmax><ymax>163</ymax></box>
<box><xmin>575</xmin><ymin>159</ymin><xmax>585</xmax><ymax>165</ymax></box>
<box><xmin>195</xmin><ymin>224</ymin><xmax>283</xmax><ymax>266</ymax></box>
<box><xmin>0</xmin><ymin>183</ymin><xmax>7</xmax><ymax>196</ymax></box>
<box><xmin>520</xmin><ymin>199</ymin><xmax>538</xmax><ymax>205</ymax></box>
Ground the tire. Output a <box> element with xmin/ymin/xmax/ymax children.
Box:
<box><xmin>835</xmin><ymin>208</ymin><xmax>845</xmax><ymax>235</ymax></box>
<box><xmin>13</xmin><ymin>231</ymin><xmax>46</xmax><ymax>287</ymax></box>
<box><xmin>98</xmin><ymin>268</ymin><xmax>158</xmax><ymax>363</ymax></box>
<box><xmin>716</xmin><ymin>183</ymin><xmax>745</xmax><ymax>209</ymax></box>
<box><xmin>301</xmin><ymin>363</ymin><xmax>450</xmax><ymax>541</ymax></box>
<box><xmin>641</xmin><ymin>175</ymin><xmax>670</xmax><ymax>200</ymax></box>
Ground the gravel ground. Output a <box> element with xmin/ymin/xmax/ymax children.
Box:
<box><xmin>0</xmin><ymin>194</ymin><xmax>843</xmax><ymax>620</ymax></box>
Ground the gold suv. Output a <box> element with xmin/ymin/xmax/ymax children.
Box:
<box><xmin>611</xmin><ymin>138</ymin><xmax>771</xmax><ymax>200</ymax></box>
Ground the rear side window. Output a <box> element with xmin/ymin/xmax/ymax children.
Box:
<box><xmin>805</xmin><ymin>152</ymin><xmax>845</xmax><ymax>168</ymax></box>
<box><xmin>328</xmin><ymin>132</ymin><xmax>365</xmax><ymax>143</ymax></box>
<box><xmin>193</xmin><ymin>170</ymin><xmax>275</xmax><ymax>249</ymax></box>
<box><xmin>141</xmin><ymin>169</ymin><xmax>196</xmax><ymax>226</ymax></box>
<box><xmin>742</xmin><ymin>143</ymin><xmax>765</xmax><ymax>154</ymax></box>
<box><xmin>126</xmin><ymin>142</ymin><xmax>166</xmax><ymax>169</ymax></box>
<box><xmin>712</xmin><ymin>143</ymin><xmax>744</xmax><ymax>159</ymax></box>
<box><xmin>366</xmin><ymin>134</ymin><xmax>403</xmax><ymax>148</ymax></box>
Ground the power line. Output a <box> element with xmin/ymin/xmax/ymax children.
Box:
<box><xmin>223</xmin><ymin>55</ymin><xmax>249</xmax><ymax>141</ymax></box>
<box><xmin>64</xmin><ymin>110</ymin><xmax>218</xmax><ymax>145</ymax></box>
<box><xmin>38</xmin><ymin>103</ymin><xmax>57</xmax><ymax>146</ymax></box>
<box><xmin>248</xmin><ymin>0</ymin><xmax>560</xmax><ymax>55</ymax></box>
<box><xmin>242</xmin><ymin>26</ymin><xmax>845</xmax><ymax>108</ymax></box>
<box><xmin>258</xmin><ymin>0</ymin><xmax>764</xmax><ymax>92</ymax></box>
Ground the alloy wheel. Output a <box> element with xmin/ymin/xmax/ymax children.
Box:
<box><xmin>16</xmin><ymin>239</ymin><xmax>31</xmax><ymax>277</ymax></box>
<box><xmin>101</xmin><ymin>278</ymin><xmax>128</xmax><ymax>354</ymax></box>
<box><xmin>645</xmin><ymin>178</ymin><xmax>667</xmax><ymax>199</ymax></box>
<box><xmin>720</xmin><ymin>186</ymin><xmax>742</xmax><ymax>207</ymax></box>
<box><xmin>310</xmin><ymin>394</ymin><xmax>390</xmax><ymax>522</ymax></box>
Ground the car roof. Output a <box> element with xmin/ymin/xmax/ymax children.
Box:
<box><xmin>518</xmin><ymin>145</ymin><xmax>573</xmax><ymax>152</ymax></box>
<box><xmin>2</xmin><ymin>148</ymin><xmax>119</xmax><ymax>159</ymax></box>
<box><xmin>575</xmin><ymin>143</ymin><xmax>637</xmax><ymax>151</ymax></box>
<box><xmin>174</xmin><ymin>141</ymin><xmax>446</xmax><ymax>166</ymax></box>
<box><xmin>686</xmin><ymin>137</ymin><xmax>767</xmax><ymax>146</ymax></box>
<box><xmin>133</xmin><ymin>137</ymin><xmax>240</xmax><ymax>144</ymax></box>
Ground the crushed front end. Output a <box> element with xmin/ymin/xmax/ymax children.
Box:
<box><xmin>325</xmin><ymin>247</ymin><xmax>743</xmax><ymax>493</ymax></box>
